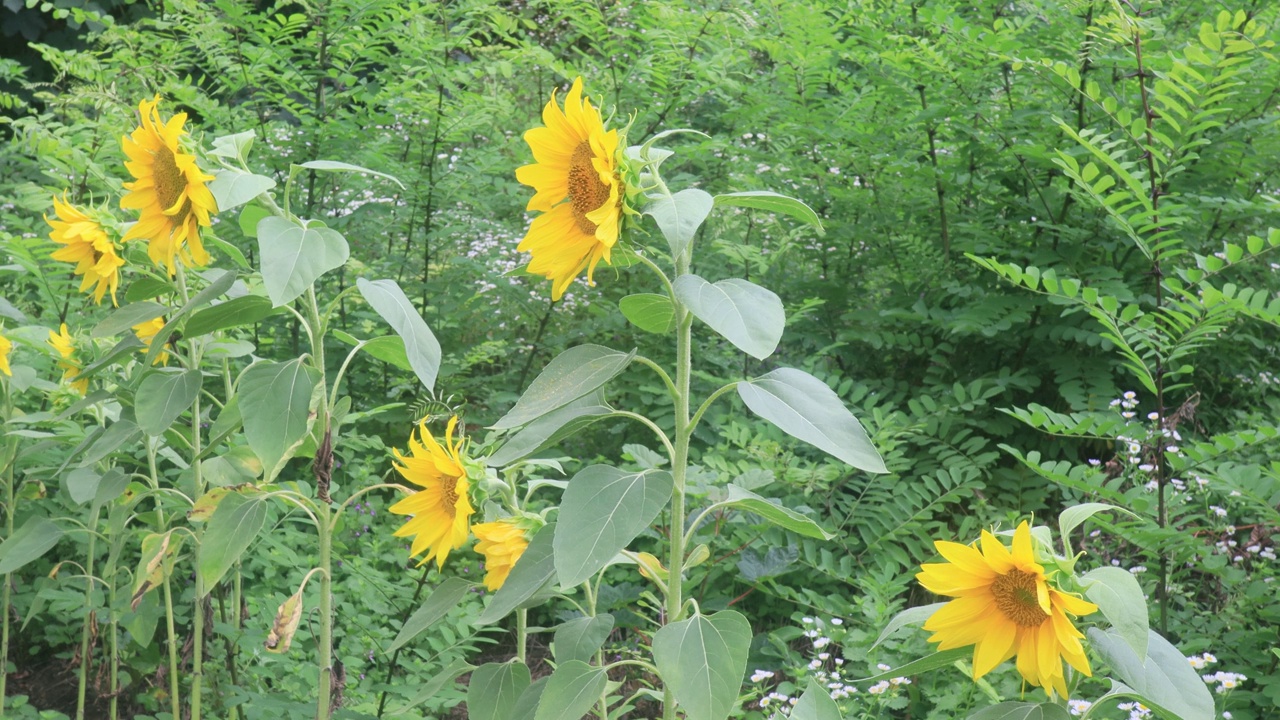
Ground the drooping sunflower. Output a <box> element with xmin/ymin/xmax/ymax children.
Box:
<box><xmin>119</xmin><ymin>96</ymin><xmax>218</xmax><ymax>275</ymax></box>
<box><xmin>389</xmin><ymin>416</ymin><xmax>475</xmax><ymax>569</ymax></box>
<box><xmin>46</xmin><ymin>196</ymin><xmax>125</xmax><ymax>306</ymax></box>
<box><xmin>0</xmin><ymin>329</ymin><xmax>12</xmax><ymax>377</ymax></box>
<box><xmin>133</xmin><ymin>317</ymin><xmax>169</xmax><ymax>366</ymax></box>
<box><xmin>48</xmin><ymin>323</ymin><xmax>88</xmax><ymax>395</ymax></box>
<box><xmin>516</xmin><ymin>77</ymin><xmax>627</xmax><ymax>300</ymax></box>
<box><xmin>472</xmin><ymin>520</ymin><xmax>530</xmax><ymax>591</ymax></box>
<box><xmin>916</xmin><ymin>521</ymin><xmax>1098</xmax><ymax>698</ymax></box>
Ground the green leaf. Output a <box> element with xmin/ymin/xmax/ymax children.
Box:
<box><xmin>295</xmin><ymin>160</ymin><xmax>405</xmax><ymax>189</ymax></box>
<box><xmin>487</xmin><ymin>394</ymin><xmax>613</xmax><ymax>467</ymax></box>
<box><xmin>1082</xmin><ymin>567</ymin><xmax>1149</xmax><ymax>661</ymax></box>
<box><xmin>198</xmin><ymin>491</ymin><xmax>267</xmax><ymax>590</ymax></box>
<box><xmin>209</xmin><ymin>130</ymin><xmax>257</xmax><ymax>161</ymax></box>
<box><xmin>65</xmin><ymin>466</ymin><xmax>101</xmax><ymax>505</ymax></box>
<box><xmin>652</xmin><ymin>610</ymin><xmax>751</xmax><ymax>720</ymax></box>
<box><xmin>509</xmin><ymin>678</ymin><xmax>549</xmax><ymax>720</ymax></box>
<box><xmin>136</xmin><ymin>369</ymin><xmax>202</xmax><ymax>437</ymax></box>
<box><xmin>738</xmin><ymin>368</ymin><xmax>886</xmax><ymax>473</ymax></box>
<box><xmin>124</xmin><ymin>277</ymin><xmax>173</xmax><ymax>303</ymax></box>
<box><xmin>386</xmin><ymin>577</ymin><xmax>473</xmax><ymax>654</ymax></box>
<box><xmin>554</xmin><ymin>614</ymin><xmax>614</xmax><ymax>664</ymax></box>
<box><xmin>257</xmin><ymin>216</ymin><xmax>349</xmax><ymax>307</ymax></box>
<box><xmin>721</xmin><ymin>485</ymin><xmax>833</xmax><ymax>540</ymax></box>
<box><xmin>79</xmin><ymin>419</ymin><xmax>141</xmax><ymax>467</ymax></box>
<box><xmin>93</xmin><ymin>468</ymin><xmax>129</xmax><ymax>513</ymax></box>
<box><xmin>208</xmin><ymin>170</ymin><xmax>276</xmax><ymax>212</ymax></box>
<box><xmin>967</xmin><ymin>702</ymin><xmax>1072</xmax><ymax>720</ymax></box>
<box><xmin>355</xmin><ymin>278</ymin><xmax>442</xmax><ymax>391</ymax></box>
<box><xmin>477</xmin><ymin>523</ymin><xmax>557</xmax><ymax>625</ymax></box>
<box><xmin>852</xmin><ymin>648</ymin><xmax>969</xmax><ymax>683</ymax></box>
<box><xmin>790</xmin><ymin>679</ymin><xmax>842</xmax><ymax>720</ymax></box>
<box><xmin>238</xmin><ymin>359</ymin><xmax>319</xmax><ymax>482</ymax></box>
<box><xmin>674</xmin><ymin>275</ymin><xmax>785</xmax><ymax>360</ymax></box>
<box><xmin>391</xmin><ymin>658</ymin><xmax>473</xmax><ymax>713</ymax></box>
<box><xmin>646</xmin><ymin>188</ymin><xmax>714</xmax><ymax>258</ymax></box>
<box><xmin>72</xmin><ymin>335</ymin><xmax>144</xmax><ymax>383</ymax></box>
<box><xmin>1059</xmin><ymin>503</ymin><xmax>1137</xmax><ymax>548</ymax></box>
<box><xmin>534</xmin><ymin>660</ymin><xmax>608</xmax><ymax>720</ymax></box>
<box><xmin>620</xmin><ymin>293</ymin><xmax>676</xmax><ymax>334</ymax></box>
<box><xmin>91</xmin><ymin>301</ymin><xmax>167</xmax><ymax>339</ymax></box>
<box><xmin>1087</xmin><ymin>628</ymin><xmax>1214</xmax><ymax>720</ymax></box>
<box><xmin>238</xmin><ymin>204</ymin><xmax>270</xmax><ymax>237</ymax></box>
<box><xmin>0</xmin><ymin>517</ymin><xmax>63</xmax><ymax>575</ymax></box>
<box><xmin>332</xmin><ymin>330</ymin><xmax>414</xmax><ymax>374</ymax></box>
<box><xmin>493</xmin><ymin>345</ymin><xmax>635</xmax><ymax>430</ymax></box>
<box><xmin>184</xmin><ymin>295</ymin><xmax>276</xmax><ymax>337</ymax></box>
<box><xmin>555</xmin><ymin>465</ymin><xmax>674</xmax><ymax>587</ymax></box>
<box><xmin>466</xmin><ymin>661</ymin><xmax>531</xmax><ymax>720</ymax></box>
<box><xmin>144</xmin><ymin>270</ymin><xmax>238</xmax><ymax>367</ymax></box>
<box><xmin>714</xmin><ymin>191</ymin><xmax>824</xmax><ymax>234</ymax></box>
<box><xmin>871</xmin><ymin>603</ymin><xmax>945</xmax><ymax>650</ymax></box>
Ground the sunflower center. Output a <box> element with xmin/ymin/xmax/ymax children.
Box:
<box><xmin>567</xmin><ymin>141</ymin><xmax>610</xmax><ymax>235</ymax></box>
<box><xmin>441</xmin><ymin>480</ymin><xmax>460</xmax><ymax>517</ymax></box>
<box><xmin>152</xmin><ymin>145</ymin><xmax>190</xmax><ymax>221</ymax></box>
<box><xmin>991</xmin><ymin>569</ymin><xmax>1050</xmax><ymax>627</ymax></box>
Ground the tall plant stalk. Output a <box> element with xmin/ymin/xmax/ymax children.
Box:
<box><xmin>0</xmin><ymin>385</ymin><xmax>15</xmax><ymax>716</ymax></box>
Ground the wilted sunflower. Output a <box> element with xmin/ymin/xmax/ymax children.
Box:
<box><xmin>0</xmin><ymin>329</ymin><xmax>12</xmax><ymax>377</ymax></box>
<box><xmin>516</xmin><ymin>77</ymin><xmax>627</xmax><ymax>300</ymax></box>
<box><xmin>133</xmin><ymin>317</ymin><xmax>168</xmax><ymax>366</ymax></box>
<box><xmin>47</xmin><ymin>196</ymin><xmax>125</xmax><ymax>306</ymax></box>
<box><xmin>916</xmin><ymin>521</ymin><xmax>1098</xmax><ymax>698</ymax></box>
<box><xmin>48</xmin><ymin>323</ymin><xmax>88</xmax><ymax>395</ymax></box>
<box><xmin>389</xmin><ymin>416</ymin><xmax>475</xmax><ymax>569</ymax></box>
<box><xmin>120</xmin><ymin>96</ymin><xmax>218</xmax><ymax>275</ymax></box>
<box><xmin>472</xmin><ymin>520</ymin><xmax>530</xmax><ymax>591</ymax></box>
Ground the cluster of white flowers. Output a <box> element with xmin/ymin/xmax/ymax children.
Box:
<box><xmin>758</xmin><ymin>691</ymin><xmax>797</xmax><ymax>710</ymax></box>
<box><xmin>1117</xmin><ymin>701</ymin><xmax>1153</xmax><ymax>718</ymax></box>
<box><xmin>750</xmin><ymin>669</ymin><xmax>775</xmax><ymax>683</ymax></box>
<box><xmin>1187</xmin><ymin>652</ymin><xmax>1217</xmax><ymax>669</ymax></box>
<box><xmin>1067</xmin><ymin>699</ymin><xmax>1092</xmax><ymax>716</ymax></box>
<box><xmin>1203</xmin><ymin>670</ymin><xmax>1248</xmax><ymax>694</ymax></box>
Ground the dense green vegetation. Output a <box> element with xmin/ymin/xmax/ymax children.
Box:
<box><xmin>0</xmin><ymin>1</ymin><xmax>1277</xmax><ymax>718</ymax></box>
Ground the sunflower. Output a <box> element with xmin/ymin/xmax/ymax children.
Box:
<box><xmin>916</xmin><ymin>521</ymin><xmax>1098</xmax><ymax>698</ymax></box>
<box><xmin>46</xmin><ymin>196</ymin><xmax>125</xmax><ymax>306</ymax></box>
<box><xmin>0</xmin><ymin>329</ymin><xmax>12</xmax><ymax>377</ymax></box>
<box><xmin>48</xmin><ymin>323</ymin><xmax>88</xmax><ymax>395</ymax></box>
<box><xmin>133</xmin><ymin>317</ymin><xmax>169</xmax><ymax>366</ymax></box>
<box><xmin>389</xmin><ymin>416</ymin><xmax>475</xmax><ymax>569</ymax></box>
<box><xmin>515</xmin><ymin>77</ymin><xmax>628</xmax><ymax>300</ymax></box>
<box><xmin>472</xmin><ymin>520</ymin><xmax>530</xmax><ymax>591</ymax></box>
<box><xmin>119</xmin><ymin>96</ymin><xmax>218</xmax><ymax>275</ymax></box>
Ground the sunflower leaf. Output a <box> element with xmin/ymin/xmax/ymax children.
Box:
<box><xmin>966</xmin><ymin>702</ymin><xmax>1072</xmax><ymax>720</ymax></box>
<box><xmin>534</xmin><ymin>660</ymin><xmax>608</xmax><ymax>720</ymax></box>
<box><xmin>391</xmin><ymin>658</ymin><xmax>474</xmax><ymax>713</ymax></box>
<box><xmin>1087</xmin><ymin>628</ymin><xmax>1214</xmax><ymax>720</ymax></box>
<box><xmin>714</xmin><ymin>191</ymin><xmax>825</xmax><ymax>234</ymax></box>
<box><xmin>294</xmin><ymin>160</ymin><xmax>405</xmax><ymax>189</ymax></box>
<box><xmin>258</xmin><ymin>217</ymin><xmax>350</xmax><ymax>307</ymax></box>
<box><xmin>790</xmin><ymin>679</ymin><xmax>842</xmax><ymax>720</ymax></box>
<box><xmin>238</xmin><ymin>358</ymin><xmax>319</xmax><ymax>482</ymax></box>
<box><xmin>852</xmin><ymin>648</ymin><xmax>970</xmax><ymax>683</ymax></box>
<box><xmin>198</xmin><ymin>491</ymin><xmax>267</xmax><ymax>590</ymax></box>
<box><xmin>719</xmin><ymin>485</ymin><xmax>833</xmax><ymax>540</ymax></box>
<box><xmin>488</xmin><ymin>393</ymin><xmax>613</xmax><ymax>467</ymax></box>
<box><xmin>355</xmin><ymin>278</ymin><xmax>442</xmax><ymax>392</ymax></box>
<box><xmin>387</xmin><ymin>577</ymin><xmax>474</xmax><ymax>654</ymax></box>
<box><xmin>492</xmin><ymin>345</ymin><xmax>634</xmax><ymax>430</ymax></box>
<box><xmin>466</xmin><ymin>661</ymin><xmax>531</xmax><ymax>720</ymax></box>
<box><xmin>1082</xmin><ymin>567</ymin><xmax>1149</xmax><ymax>661</ymax></box>
<box><xmin>0</xmin><ymin>516</ymin><xmax>63</xmax><ymax>575</ymax></box>
<box><xmin>136</xmin><ymin>368</ymin><xmax>202</xmax><ymax>437</ymax></box>
<box><xmin>553</xmin><ymin>614</ymin><xmax>614</xmax><ymax>665</ymax></box>
<box><xmin>554</xmin><ymin>465</ymin><xmax>674</xmax><ymax>587</ymax></box>
<box><xmin>646</xmin><ymin>188</ymin><xmax>714</xmax><ymax>258</ymax></box>
<box><xmin>871</xmin><ymin>602</ymin><xmax>946</xmax><ymax>650</ymax></box>
<box><xmin>619</xmin><ymin>293</ymin><xmax>676</xmax><ymax>334</ymax></box>
<box><xmin>674</xmin><ymin>275</ymin><xmax>785</xmax><ymax>360</ymax></box>
<box><xmin>652</xmin><ymin>611</ymin><xmax>751</xmax><ymax>720</ymax></box>
<box><xmin>208</xmin><ymin>169</ymin><xmax>276</xmax><ymax>213</ymax></box>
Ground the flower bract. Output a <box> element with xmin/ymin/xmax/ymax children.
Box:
<box><xmin>120</xmin><ymin>96</ymin><xmax>218</xmax><ymax>275</ymax></box>
<box><xmin>47</xmin><ymin>196</ymin><xmax>125</xmax><ymax>306</ymax></box>
<box><xmin>916</xmin><ymin>521</ymin><xmax>1098</xmax><ymax>698</ymax></box>
<box><xmin>388</xmin><ymin>416</ymin><xmax>475</xmax><ymax>569</ymax></box>
<box><xmin>516</xmin><ymin>77</ymin><xmax>626</xmax><ymax>300</ymax></box>
<box><xmin>472</xmin><ymin>519</ymin><xmax>530</xmax><ymax>591</ymax></box>
<box><xmin>48</xmin><ymin>323</ymin><xmax>88</xmax><ymax>395</ymax></box>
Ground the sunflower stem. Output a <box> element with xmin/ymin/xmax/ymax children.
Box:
<box><xmin>75</xmin><ymin>504</ymin><xmax>101</xmax><ymax>720</ymax></box>
<box><xmin>0</xmin><ymin>387</ymin><xmax>15</xmax><ymax>717</ymax></box>
<box><xmin>149</xmin><ymin>441</ymin><xmax>182</xmax><ymax>720</ymax></box>
<box><xmin>516</xmin><ymin>609</ymin><xmax>528</xmax><ymax>665</ymax></box>
<box><xmin>306</xmin><ymin>285</ymin><xmax>336</xmax><ymax>720</ymax></box>
<box><xmin>178</xmin><ymin>260</ymin><xmax>210</xmax><ymax>720</ymax></box>
<box><xmin>662</xmin><ymin>245</ymin><xmax>693</xmax><ymax>720</ymax></box>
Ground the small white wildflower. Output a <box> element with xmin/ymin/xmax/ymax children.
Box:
<box><xmin>830</xmin><ymin>618</ymin><xmax>843</xmax><ymax>626</ymax></box>
<box><xmin>868</xmin><ymin>681</ymin><xmax>890</xmax><ymax>695</ymax></box>
<box><xmin>876</xmin><ymin>663</ymin><xmax>892</xmax><ymax>672</ymax></box>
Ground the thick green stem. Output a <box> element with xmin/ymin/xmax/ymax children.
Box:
<box><xmin>662</xmin><ymin>249</ymin><xmax>693</xmax><ymax>720</ymax></box>
<box><xmin>516</xmin><ymin>609</ymin><xmax>528</xmax><ymax>665</ymax></box>
<box><xmin>109</xmin><ymin>575</ymin><xmax>119</xmax><ymax>720</ymax></box>
<box><xmin>307</xmin><ymin>286</ymin><xmax>336</xmax><ymax>720</ymax></box>
<box><xmin>1</xmin><ymin>428</ymin><xmax>16</xmax><ymax>715</ymax></box>
<box><xmin>148</xmin><ymin>443</ymin><xmax>181</xmax><ymax>719</ymax></box>
<box><xmin>75</xmin><ymin>507</ymin><xmax>100</xmax><ymax>720</ymax></box>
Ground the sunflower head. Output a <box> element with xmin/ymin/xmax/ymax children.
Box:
<box><xmin>119</xmin><ymin>95</ymin><xmax>218</xmax><ymax>276</ymax></box>
<box><xmin>48</xmin><ymin>323</ymin><xmax>88</xmax><ymax>395</ymax></box>
<box><xmin>388</xmin><ymin>416</ymin><xmax>476</xmax><ymax>569</ymax></box>
<box><xmin>916</xmin><ymin>521</ymin><xmax>1098</xmax><ymax>698</ymax></box>
<box><xmin>46</xmin><ymin>195</ymin><xmax>125</xmax><ymax>306</ymax></box>
<box><xmin>516</xmin><ymin>77</ymin><xmax>631</xmax><ymax>300</ymax></box>
<box><xmin>133</xmin><ymin>317</ymin><xmax>169</xmax><ymax>366</ymax></box>
<box><xmin>472</xmin><ymin>519</ymin><xmax>532</xmax><ymax>591</ymax></box>
<box><xmin>0</xmin><ymin>328</ymin><xmax>12</xmax><ymax>377</ymax></box>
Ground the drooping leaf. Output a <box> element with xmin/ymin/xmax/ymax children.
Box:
<box><xmin>184</xmin><ymin>295</ymin><xmax>277</xmax><ymax>337</ymax></box>
<box><xmin>295</xmin><ymin>159</ymin><xmax>405</xmax><ymax>189</ymax></box>
<box><xmin>646</xmin><ymin>188</ymin><xmax>714</xmax><ymax>257</ymax></box>
<box><xmin>136</xmin><ymin>369</ymin><xmax>202</xmax><ymax>437</ymax></box>
<box><xmin>720</xmin><ymin>485</ymin><xmax>833</xmax><ymax>540</ymax></box>
<box><xmin>198</xmin><ymin>491</ymin><xmax>268</xmax><ymax>590</ymax></box>
<box><xmin>534</xmin><ymin>660</ymin><xmax>608</xmax><ymax>720</ymax></box>
<box><xmin>674</xmin><ymin>275</ymin><xmax>785</xmax><ymax>359</ymax></box>
<box><xmin>257</xmin><ymin>216</ymin><xmax>350</xmax><ymax>307</ymax></box>
<box><xmin>493</xmin><ymin>345</ymin><xmax>635</xmax><ymax>430</ymax></box>
<box><xmin>332</xmin><ymin>330</ymin><xmax>415</xmax><ymax>374</ymax></box>
<box><xmin>1082</xmin><ymin>567</ymin><xmax>1148</xmax><ymax>661</ymax></box>
<box><xmin>238</xmin><ymin>359</ymin><xmax>319</xmax><ymax>482</ymax></box>
<box><xmin>0</xmin><ymin>517</ymin><xmax>63</xmax><ymax>575</ymax></box>
<box><xmin>466</xmin><ymin>661</ymin><xmax>531</xmax><ymax>720</ymax></box>
<box><xmin>477</xmin><ymin>523</ymin><xmax>557</xmax><ymax>625</ymax></box>
<box><xmin>738</xmin><ymin>368</ymin><xmax>886</xmax><ymax>473</ymax></box>
<box><xmin>356</xmin><ymin>278</ymin><xmax>442</xmax><ymax>392</ymax></box>
<box><xmin>554</xmin><ymin>465</ymin><xmax>674</xmax><ymax>587</ymax></box>
<box><xmin>1087</xmin><ymin>628</ymin><xmax>1213</xmax><ymax>720</ymax></box>
<box><xmin>387</xmin><ymin>577</ymin><xmax>474</xmax><ymax>653</ymax></box>
<box><xmin>264</xmin><ymin>589</ymin><xmax>304</xmax><ymax>653</ymax></box>
<box><xmin>714</xmin><ymin>191</ymin><xmax>824</xmax><ymax>233</ymax></box>
<box><xmin>652</xmin><ymin>611</ymin><xmax>752</xmax><ymax>720</ymax></box>
<box><xmin>487</xmin><ymin>394</ymin><xmax>614</xmax><ymax>467</ymax></box>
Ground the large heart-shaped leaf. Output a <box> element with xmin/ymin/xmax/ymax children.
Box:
<box><xmin>534</xmin><ymin>660</ymin><xmax>607</xmax><ymax>720</ymax></box>
<box><xmin>738</xmin><ymin>368</ymin><xmax>886</xmax><ymax>473</ymax></box>
<box><xmin>554</xmin><ymin>614</ymin><xmax>614</xmax><ymax>664</ymax></box>
<box><xmin>652</xmin><ymin>611</ymin><xmax>752</xmax><ymax>720</ymax></box>
<box><xmin>967</xmin><ymin>702</ymin><xmax>1073</xmax><ymax>720</ymax></box>
<box><xmin>554</xmin><ymin>465</ymin><xmax>674</xmax><ymax>587</ymax></box>
<box><xmin>1082</xmin><ymin>567</ymin><xmax>1148</xmax><ymax>660</ymax></box>
<box><xmin>208</xmin><ymin>169</ymin><xmax>276</xmax><ymax>212</ymax></box>
<box><xmin>198</xmin><ymin>491</ymin><xmax>267</xmax><ymax>590</ymax></box>
<box><xmin>790</xmin><ymin>679</ymin><xmax>841</xmax><ymax>720</ymax></box>
<box><xmin>1087</xmin><ymin>628</ymin><xmax>1214</xmax><ymax>720</ymax></box>
<box><xmin>257</xmin><ymin>216</ymin><xmax>350</xmax><ymax>307</ymax></box>
<box><xmin>356</xmin><ymin>278</ymin><xmax>442</xmax><ymax>392</ymax></box>
<box><xmin>238</xmin><ymin>359</ymin><xmax>319</xmax><ymax>481</ymax></box>
<box><xmin>493</xmin><ymin>345</ymin><xmax>634</xmax><ymax>430</ymax></box>
<box><xmin>674</xmin><ymin>275</ymin><xmax>784</xmax><ymax>359</ymax></box>
<box><xmin>136</xmin><ymin>369</ymin><xmax>202</xmax><ymax>437</ymax></box>
<box><xmin>620</xmin><ymin>293</ymin><xmax>676</xmax><ymax>334</ymax></box>
<box><xmin>466</xmin><ymin>661</ymin><xmax>530</xmax><ymax>720</ymax></box>
<box><xmin>646</xmin><ymin>188</ymin><xmax>714</xmax><ymax>257</ymax></box>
